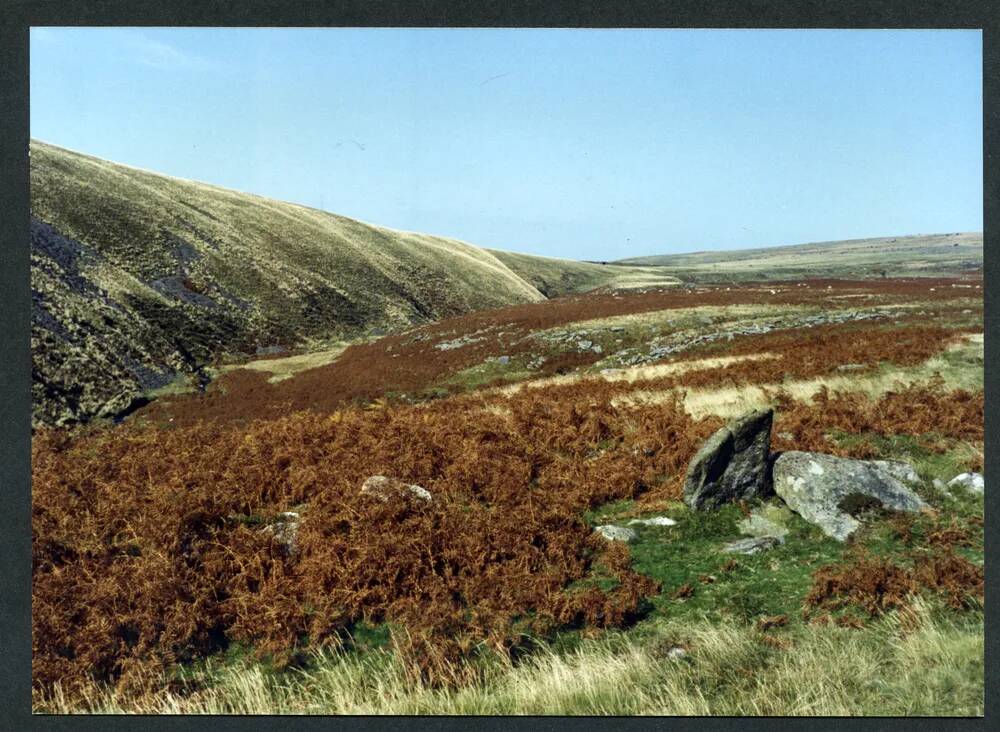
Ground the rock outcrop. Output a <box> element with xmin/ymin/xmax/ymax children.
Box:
<box><xmin>683</xmin><ymin>408</ymin><xmax>774</xmax><ymax>510</ymax></box>
<box><xmin>772</xmin><ymin>452</ymin><xmax>926</xmax><ymax>541</ymax></box>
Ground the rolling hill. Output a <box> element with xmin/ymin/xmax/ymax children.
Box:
<box><xmin>615</xmin><ymin>232</ymin><xmax>983</xmax><ymax>282</ymax></box>
<box><xmin>31</xmin><ymin>141</ymin><xmax>679</xmax><ymax>427</ymax></box>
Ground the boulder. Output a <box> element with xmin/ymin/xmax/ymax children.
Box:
<box><xmin>772</xmin><ymin>452</ymin><xmax>926</xmax><ymax>541</ymax></box>
<box><xmin>947</xmin><ymin>472</ymin><xmax>984</xmax><ymax>495</ymax></box>
<box><xmin>361</xmin><ymin>475</ymin><xmax>432</xmax><ymax>503</ymax></box>
<box><xmin>683</xmin><ymin>408</ymin><xmax>774</xmax><ymax>510</ymax></box>
<box><xmin>594</xmin><ymin>525</ymin><xmax>638</xmax><ymax>543</ymax></box>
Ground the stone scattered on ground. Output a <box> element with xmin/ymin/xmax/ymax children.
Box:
<box><xmin>683</xmin><ymin>408</ymin><xmax>774</xmax><ymax>510</ymax></box>
<box><xmin>435</xmin><ymin>334</ymin><xmax>485</xmax><ymax>351</ymax></box>
<box><xmin>665</xmin><ymin>646</ymin><xmax>687</xmax><ymax>660</ymax></box>
<box><xmin>772</xmin><ymin>451</ymin><xmax>926</xmax><ymax>541</ymax></box>
<box><xmin>361</xmin><ymin>475</ymin><xmax>433</xmax><ymax>503</ymax></box>
<box><xmin>627</xmin><ymin>516</ymin><xmax>678</xmax><ymax>527</ymax></box>
<box><xmin>722</xmin><ymin>536</ymin><xmax>781</xmax><ymax>554</ymax></box>
<box><xmin>594</xmin><ymin>525</ymin><xmax>639</xmax><ymax>543</ymax></box>
<box><xmin>947</xmin><ymin>472</ymin><xmax>984</xmax><ymax>495</ymax></box>
<box><xmin>737</xmin><ymin>503</ymin><xmax>792</xmax><ymax>542</ymax></box>
<box><xmin>497</xmin><ymin>355</ymin><xmax>510</xmax><ymax>365</ymax></box>
<box><xmin>262</xmin><ymin>511</ymin><xmax>301</xmax><ymax>555</ymax></box>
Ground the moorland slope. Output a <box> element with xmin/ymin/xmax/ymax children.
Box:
<box><xmin>32</xmin><ymin>141</ymin><xmax>671</xmax><ymax>426</ymax></box>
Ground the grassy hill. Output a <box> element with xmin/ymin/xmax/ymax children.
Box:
<box><xmin>617</xmin><ymin>233</ymin><xmax>983</xmax><ymax>282</ymax></box>
<box><xmin>487</xmin><ymin>248</ymin><xmax>680</xmax><ymax>297</ymax></box>
<box><xmin>31</xmin><ymin>141</ymin><xmax>572</xmax><ymax>426</ymax></box>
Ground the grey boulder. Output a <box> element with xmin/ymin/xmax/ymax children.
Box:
<box><xmin>683</xmin><ymin>408</ymin><xmax>774</xmax><ymax>510</ymax></box>
<box><xmin>772</xmin><ymin>452</ymin><xmax>926</xmax><ymax>541</ymax></box>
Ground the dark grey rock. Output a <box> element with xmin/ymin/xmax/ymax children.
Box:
<box><xmin>772</xmin><ymin>451</ymin><xmax>927</xmax><ymax>541</ymax></box>
<box><xmin>683</xmin><ymin>408</ymin><xmax>774</xmax><ymax>510</ymax></box>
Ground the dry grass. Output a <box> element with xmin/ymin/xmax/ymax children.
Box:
<box><xmin>212</xmin><ymin>343</ymin><xmax>349</xmax><ymax>384</ymax></box>
<box><xmin>34</xmin><ymin>598</ymin><xmax>982</xmax><ymax>716</ymax></box>
<box><xmin>615</xmin><ymin>333</ymin><xmax>983</xmax><ymax>419</ymax></box>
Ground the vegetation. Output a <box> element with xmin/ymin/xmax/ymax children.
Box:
<box><xmin>33</xmin><ymin>598</ymin><xmax>983</xmax><ymax>715</ymax></box>
<box><xmin>617</xmin><ymin>232</ymin><xmax>983</xmax><ymax>282</ymax></box>
<box><xmin>28</xmin><ymin>145</ymin><xmax>984</xmax><ymax>714</ymax></box>
<box><xmin>488</xmin><ymin>248</ymin><xmax>679</xmax><ymax>297</ymax></box>
<box><xmin>33</xmin><ymin>141</ymin><xmax>659</xmax><ymax>427</ymax></box>
<box><xmin>32</xmin><ymin>274</ymin><xmax>983</xmax><ymax>713</ymax></box>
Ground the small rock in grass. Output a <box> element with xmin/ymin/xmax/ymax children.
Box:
<box><xmin>497</xmin><ymin>355</ymin><xmax>510</xmax><ymax>365</ymax></box>
<box><xmin>361</xmin><ymin>475</ymin><xmax>432</xmax><ymax>503</ymax></box>
<box><xmin>262</xmin><ymin>511</ymin><xmax>301</xmax><ymax>555</ymax></box>
<box><xmin>578</xmin><ymin>340</ymin><xmax>593</xmax><ymax>350</ymax></box>
<box><xmin>627</xmin><ymin>516</ymin><xmax>678</xmax><ymax>527</ymax></box>
<box><xmin>722</xmin><ymin>536</ymin><xmax>781</xmax><ymax>554</ymax></box>
<box><xmin>737</xmin><ymin>504</ymin><xmax>791</xmax><ymax>542</ymax></box>
<box><xmin>947</xmin><ymin>472</ymin><xmax>984</xmax><ymax>495</ymax></box>
<box><xmin>594</xmin><ymin>525</ymin><xmax>638</xmax><ymax>543</ymax></box>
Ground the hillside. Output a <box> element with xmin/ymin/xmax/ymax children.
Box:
<box><xmin>617</xmin><ymin>233</ymin><xmax>983</xmax><ymax>282</ymax></box>
<box><xmin>31</xmin><ymin>141</ymin><xmax>573</xmax><ymax>426</ymax></box>
<box><xmin>487</xmin><ymin>248</ymin><xmax>680</xmax><ymax>297</ymax></box>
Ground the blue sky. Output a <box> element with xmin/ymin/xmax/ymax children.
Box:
<box><xmin>30</xmin><ymin>28</ymin><xmax>982</xmax><ymax>261</ymax></box>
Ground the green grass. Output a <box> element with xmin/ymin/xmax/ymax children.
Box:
<box><xmin>443</xmin><ymin>356</ymin><xmax>538</xmax><ymax>391</ymax></box>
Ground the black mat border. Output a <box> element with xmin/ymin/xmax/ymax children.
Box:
<box><xmin>1</xmin><ymin>1</ymin><xmax>995</xmax><ymax>730</ymax></box>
